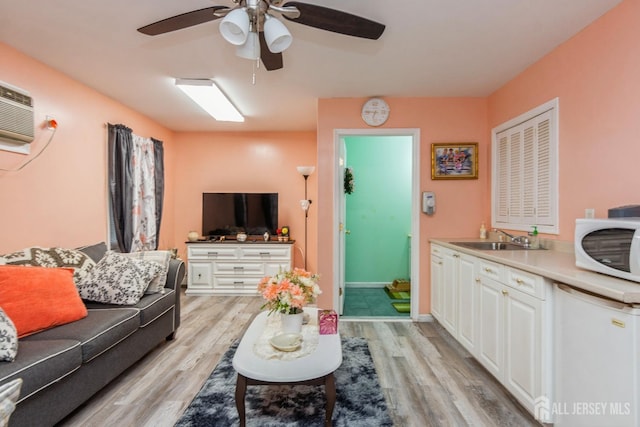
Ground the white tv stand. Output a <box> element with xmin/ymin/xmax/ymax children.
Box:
<box><xmin>186</xmin><ymin>241</ymin><xmax>294</xmax><ymax>296</ymax></box>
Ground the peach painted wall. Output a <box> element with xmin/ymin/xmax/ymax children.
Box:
<box><xmin>488</xmin><ymin>0</ymin><xmax>640</xmax><ymax>240</ymax></box>
<box><xmin>171</xmin><ymin>131</ymin><xmax>317</xmax><ymax>271</ymax></box>
<box><xmin>317</xmin><ymin>98</ymin><xmax>489</xmax><ymax>313</ymax></box>
<box><xmin>0</xmin><ymin>42</ymin><xmax>177</xmax><ymax>253</ymax></box>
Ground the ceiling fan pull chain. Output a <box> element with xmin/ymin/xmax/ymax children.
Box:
<box><xmin>253</xmin><ymin>1</ymin><xmax>261</xmax><ymax>84</ymax></box>
<box><xmin>252</xmin><ymin>61</ymin><xmax>257</xmax><ymax>85</ymax></box>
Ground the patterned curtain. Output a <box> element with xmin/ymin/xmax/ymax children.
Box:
<box><xmin>108</xmin><ymin>124</ymin><xmax>164</xmax><ymax>252</ymax></box>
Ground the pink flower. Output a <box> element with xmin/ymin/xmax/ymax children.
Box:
<box><xmin>259</xmin><ymin>268</ymin><xmax>321</xmax><ymax>315</ymax></box>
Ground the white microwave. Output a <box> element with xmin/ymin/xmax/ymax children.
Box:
<box><xmin>575</xmin><ymin>218</ymin><xmax>640</xmax><ymax>282</ymax></box>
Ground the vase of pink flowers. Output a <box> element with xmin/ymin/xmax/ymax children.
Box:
<box><xmin>258</xmin><ymin>268</ymin><xmax>321</xmax><ymax>333</ymax></box>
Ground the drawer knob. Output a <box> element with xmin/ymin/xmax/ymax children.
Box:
<box><xmin>484</xmin><ymin>267</ymin><xmax>493</xmax><ymax>273</ymax></box>
<box><xmin>502</xmin><ymin>290</ymin><xmax>508</xmax><ymax>296</ymax></box>
<box><xmin>475</xmin><ymin>278</ymin><xmax>481</xmax><ymax>283</ymax></box>
<box><xmin>453</xmin><ymin>254</ymin><xmax>460</xmax><ymax>258</ymax></box>
<box><xmin>516</xmin><ymin>278</ymin><xmax>524</xmax><ymax>285</ymax></box>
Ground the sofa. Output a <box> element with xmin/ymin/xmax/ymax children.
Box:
<box><xmin>0</xmin><ymin>242</ymin><xmax>185</xmax><ymax>427</ymax></box>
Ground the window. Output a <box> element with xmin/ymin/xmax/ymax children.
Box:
<box><xmin>492</xmin><ymin>98</ymin><xmax>558</xmax><ymax>234</ymax></box>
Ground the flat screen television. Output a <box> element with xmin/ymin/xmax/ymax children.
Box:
<box><xmin>202</xmin><ymin>192</ymin><xmax>278</xmax><ymax>237</ymax></box>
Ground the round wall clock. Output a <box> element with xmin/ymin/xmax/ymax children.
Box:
<box><xmin>361</xmin><ymin>97</ymin><xmax>390</xmax><ymax>127</ymax></box>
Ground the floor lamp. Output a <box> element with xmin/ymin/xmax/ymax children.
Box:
<box><xmin>296</xmin><ymin>166</ymin><xmax>315</xmax><ymax>270</ymax></box>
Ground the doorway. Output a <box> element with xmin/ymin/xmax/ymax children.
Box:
<box><xmin>333</xmin><ymin>129</ymin><xmax>420</xmax><ymax>320</ymax></box>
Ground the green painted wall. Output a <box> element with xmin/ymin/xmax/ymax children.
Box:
<box><xmin>344</xmin><ymin>135</ymin><xmax>412</xmax><ymax>284</ymax></box>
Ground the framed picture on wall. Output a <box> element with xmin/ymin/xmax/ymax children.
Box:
<box><xmin>431</xmin><ymin>142</ymin><xmax>478</xmax><ymax>180</ymax></box>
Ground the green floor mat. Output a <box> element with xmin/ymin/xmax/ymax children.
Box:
<box><xmin>391</xmin><ymin>302</ymin><xmax>411</xmax><ymax>313</ymax></box>
<box><xmin>384</xmin><ymin>286</ymin><xmax>411</xmax><ymax>300</ymax></box>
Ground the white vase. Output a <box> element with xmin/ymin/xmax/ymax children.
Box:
<box><xmin>281</xmin><ymin>311</ymin><xmax>304</xmax><ymax>334</ymax></box>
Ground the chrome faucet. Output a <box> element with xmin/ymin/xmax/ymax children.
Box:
<box><xmin>493</xmin><ymin>228</ymin><xmax>530</xmax><ymax>246</ymax></box>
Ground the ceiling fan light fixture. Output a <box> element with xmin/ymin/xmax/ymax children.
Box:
<box><xmin>219</xmin><ymin>7</ymin><xmax>250</xmax><ymax>45</ymax></box>
<box><xmin>175</xmin><ymin>78</ymin><xmax>244</xmax><ymax>122</ymax></box>
<box><xmin>264</xmin><ymin>14</ymin><xmax>292</xmax><ymax>53</ymax></box>
<box><xmin>236</xmin><ymin>31</ymin><xmax>260</xmax><ymax>60</ymax></box>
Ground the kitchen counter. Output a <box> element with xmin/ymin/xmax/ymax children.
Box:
<box><xmin>430</xmin><ymin>238</ymin><xmax>640</xmax><ymax>304</ymax></box>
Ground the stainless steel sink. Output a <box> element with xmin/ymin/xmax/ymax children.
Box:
<box><xmin>452</xmin><ymin>241</ymin><xmax>536</xmax><ymax>251</ymax></box>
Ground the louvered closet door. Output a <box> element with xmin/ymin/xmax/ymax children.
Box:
<box><xmin>509</xmin><ymin>129</ymin><xmax>523</xmax><ymax>224</ymax></box>
<box><xmin>495</xmin><ymin>131</ymin><xmax>509</xmax><ymax>224</ymax></box>
<box><xmin>534</xmin><ymin>111</ymin><xmax>554</xmax><ymax>226</ymax></box>
<box><xmin>494</xmin><ymin>109</ymin><xmax>555</xmax><ymax>227</ymax></box>
<box><xmin>522</xmin><ymin>124</ymin><xmax>536</xmax><ymax>223</ymax></box>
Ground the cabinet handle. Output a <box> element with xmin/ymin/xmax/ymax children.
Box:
<box><xmin>437</xmin><ymin>261</ymin><xmax>443</xmax><ymax>265</ymax></box>
<box><xmin>475</xmin><ymin>278</ymin><xmax>481</xmax><ymax>283</ymax></box>
<box><xmin>197</xmin><ymin>273</ymin><xmax>202</xmax><ymax>279</ymax></box>
<box><xmin>484</xmin><ymin>267</ymin><xmax>494</xmax><ymax>273</ymax></box>
<box><xmin>259</xmin><ymin>252</ymin><xmax>270</xmax><ymax>256</ymax></box>
<box><xmin>233</xmin><ymin>281</ymin><xmax>244</xmax><ymax>285</ymax></box>
<box><xmin>233</xmin><ymin>266</ymin><xmax>244</xmax><ymax>270</ymax></box>
<box><xmin>502</xmin><ymin>290</ymin><xmax>508</xmax><ymax>296</ymax></box>
<box><xmin>515</xmin><ymin>278</ymin><xmax>524</xmax><ymax>285</ymax></box>
<box><xmin>612</xmin><ymin>319</ymin><xmax>625</xmax><ymax>328</ymax></box>
<box><xmin>207</xmin><ymin>252</ymin><xmax>218</xmax><ymax>256</ymax></box>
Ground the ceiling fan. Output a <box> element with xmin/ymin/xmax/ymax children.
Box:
<box><xmin>137</xmin><ymin>0</ymin><xmax>385</xmax><ymax>71</ymax></box>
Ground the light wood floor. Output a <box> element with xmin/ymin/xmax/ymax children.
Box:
<box><xmin>59</xmin><ymin>289</ymin><xmax>539</xmax><ymax>427</ymax></box>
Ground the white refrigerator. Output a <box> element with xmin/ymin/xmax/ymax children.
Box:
<box><xmin>554</xmin><ymin>283</ymin><xmax>640</xmax><ymax>426</ymax></box>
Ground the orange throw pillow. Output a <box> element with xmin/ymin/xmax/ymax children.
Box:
<box><xmin>0</xmin><ymin>265</ymin><xmax>88</xmax><ymax>338</ymax></box>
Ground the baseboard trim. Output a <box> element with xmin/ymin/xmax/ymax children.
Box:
<box><xmin>345</xmin><ymin>282</ymin><xmax>388</xmax><ymax>289</ymax></box>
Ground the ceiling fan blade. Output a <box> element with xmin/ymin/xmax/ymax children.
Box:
<box><xmin>281</xmin><ymin>2</ymin><xmax>385</xmax><ymax>40</ymax></box>
<box><xmin>259</xmin><ymin>32</ymin><xmax>284</xmax><ymax>71</ymax></box>
<box><xmin>137</xmin><ymin>6</ymin><xmax>229</xmax><ymax>36</ymax></box>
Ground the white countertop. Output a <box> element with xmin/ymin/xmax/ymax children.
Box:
<box><xmin>430</xmin><ymin>238</ymin><xmax>640</xmax><ymax>304</ymax></box>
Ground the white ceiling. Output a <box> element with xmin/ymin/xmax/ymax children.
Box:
<box><xmin>0</xmin><ymin>0</ymin><xmax>622</xmax><ymax>132</ymax></box>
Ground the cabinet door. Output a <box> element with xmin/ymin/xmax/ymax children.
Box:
<box><xmin>477</xmin><ymin>276</ymin><xmax>504</xmax><ymax>379</ymax></box>
<box><xmin>457</xmin><ymin>253</ymin><xmax>478</xmax><ymax>354</ymax></box>
<box><xmin>430</xmin><ymin>250</ymin><xmax>444</xmax><ymax>320</ymax></box>
<box><xmin>504</xmin><ymin>287</ymin><xmax>541</xmax><ymax>414</ymax></box>
<box><xmin>441</xmin><ymin>248</ymin><xmax>459</xmax><ymax>336</ymax></box>
<box><xmin>188</xmin><ymin>262</ymin><xmax>213</xmax><ymax>290</ymax></box>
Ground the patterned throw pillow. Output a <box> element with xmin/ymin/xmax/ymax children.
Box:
<box><xmin>77</xmin><ymin>251</ymin><xmax>163</xmax><ymax>305</ymax></box>
<box><xmin>0</xmin><ymin>247</ymin><xmax>95</xmax><ymax>284</ymax></box>
<box><xmin>0</xmin><ymin>378</ymin><xmax>22</xmax><ymax>427</ymax></box>
<box><xmin>0</xmin><ymin>309</ymin><xmax>18</xmax><ymax>362</ymax></box>
<box><xmin>120</xmin><ymin>251</ymin><xmax>171</xmax><ymax>294</ymax></box>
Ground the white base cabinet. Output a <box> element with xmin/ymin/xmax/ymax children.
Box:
<box><xmin>456</xmin><ymin>253</ymin><xmax>477</xmax><ymax>354</ymax></box>
<box><xmin>430</xmin><ymin>246</ymin><xmax>444</xmax><ymax>320</ymax></box>
<box><xmin>430</xmin><ymin>243</ymin><xmax>552</xmax><ymax>423</ymax></box>
<box><xmin>441</xmin><ymin>246</ymin><xmax>459</xmax><ymax>336</ymax></box>
<box><xmin>186</xmin><ymin>242</ymin><xmax>293</xmax><ymax>295</ymax></box>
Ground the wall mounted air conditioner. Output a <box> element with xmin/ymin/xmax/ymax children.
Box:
<box><xmin>0</xmin><ymin>82</ymin><xmax>34</xmax><ymax>144</ymax></box>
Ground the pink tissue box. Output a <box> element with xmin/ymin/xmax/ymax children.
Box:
<box><xmin>318</xmin><ymin>309</ymin><xmax>338</xmax><ymax>335</ymax></box>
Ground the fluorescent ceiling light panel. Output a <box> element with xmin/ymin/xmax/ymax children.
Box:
<box><xmin>175</xmin><ymin>79</ymin><xmax>244</xmax><ymax>122</ymax></box>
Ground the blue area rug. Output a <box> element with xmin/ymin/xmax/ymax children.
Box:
<box><xmin>175</xmin><ymin>337</ymin><xmax>393</xmax><ymax>426</ymax></box>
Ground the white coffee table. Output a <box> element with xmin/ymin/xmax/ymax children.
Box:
<box><xmin>232</xmin><ymin>308</ymin><xmax>342</xmax><ymax>427</ymax></box>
